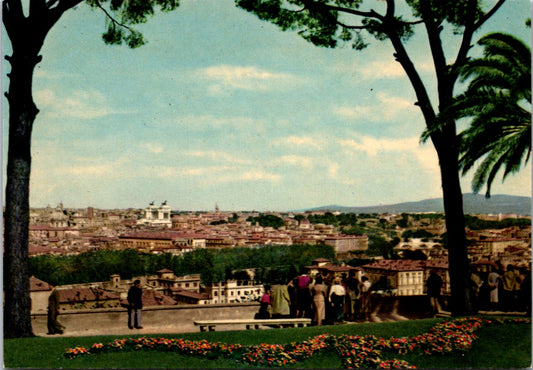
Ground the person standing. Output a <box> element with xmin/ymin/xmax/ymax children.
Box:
<box><xmin>487</xmin><ymin>266</ymin><xmax>500</xmax><ymax>311</ymax></box>
<box><xmin>256</xmin><ymin>286</ymin><xmax>272</xmax><ymax>319</ymax></box>
<box><xmin>518</xmin><ymin>268</ymin><xmax>531</xmax><ymax>314</ymax></box>
<box><xmin>47</xmin><ymin>289</ymin><xmax>65</xmax><ymax>335</ymax></box>
<box><xmin>287</xmin><ymin>277</ymin><xmax>298</xmax><ymax>317</ymax></box>
<box><xmin>296</xmin><ymin>272</ymin><xmax>312</xmax><ymax>318</ymax></box>
<box><xmin>329</xmin><ymin>277</ymin><xmax>346</xmax><ymax>324</ymax></box>
<box><xmin>426</xmin><ymin>270</ymin><xmax>443</xmax><ymax>316</ymax></box>
<box><xmin>470</xmin><ymin>271</ymin><xmax>483</xmax><ymax>311</ymax></box>
<box><xmin>311</xmin><ymin>275</ymin><xmax>327</xmax><ymax>326</ymax></box>
<box><xmin>127</xmin><ymin>280</ymin><xmax>143</xmax><ymax>329</ymax></box>
<box><xmin>359</xmin><ymin>276</ymin><xmax>372</xmax><ymax>322</ymax></box>
<box><xmin>270</xmin><ymin>282</ymin><xmax>291</xmax><ymax>318</ymax></box>
<box><xmin>345</xmin><ymin>270</ymin><xmax>360</xmax><ymax>321</ymax></box>
<box><xmin>502</xmin><ymin>265</ymin><xmax>520</xmax><ymax>311</ymax></box>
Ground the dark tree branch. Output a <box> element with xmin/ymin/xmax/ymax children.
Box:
<box><xmin>29</xmin><ymin>0</ymin><xmax>47</xmax><ymax>14</ymax></box>
<box><xmin>454</xmin><ymin>0</ymin><xmax>478</xmax><ymax>69</ymax></box>
<box><xmin>308</xmin><ymin>1</ymin><xmax>384</xmax><ymax>21</ymax></box>
<box><xmin>3</xmin><ymin>0</ymin><xmax>25</xmax><ymax>37</ymax></box>
<box><xmin>55</xmin><ymin>0</ymin><xmax>85</xmax><ymax>12</ymax></box>
<box><xmin>45</xmin><ymin>0</ymin><xmax>60</xmax><ymax>8</ymax></box>
<box><xmin>91</xmin><ymin>0</ymin><xmax>137</xmax><ymax>32</ymax></box>
<box><xmin>335</xmin><ymin>19</ymin><xmax>371</xmax><ymax>30</ymax></box>
<box><xmin>385</xmin><ymin>0</ymin><xmax>394</xmax><ymax>20</ymax></box>
<box><xmin>474</xmin><ymin>0</ymin><xmax>506</xmax><ymax>30</ymax></box>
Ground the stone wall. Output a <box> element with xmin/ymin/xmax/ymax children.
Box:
<box><xmin>32</xmin><ymin>302</ymin><xmax>260</xmax><ymax>336</ymax></box>
<box><xmin>31</xmin><ymin>296</ymin><xmax>442</xmax><ymax>337</ymax></box>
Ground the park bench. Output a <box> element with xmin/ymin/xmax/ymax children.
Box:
<box><xmin>193</xmin><ymin>318</ymin><xmax>312</xmax><ymax>332</ymax></box>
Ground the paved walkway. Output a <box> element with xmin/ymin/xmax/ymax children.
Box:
<box><xmin>38</xmin><ymin>325</ymin><xmax>198</xmax><ymax>338</ymax></box>
<box><xmin>39</xmin><ymin>311</ymin><xmax>529</xmax><ymax>338</ymax></box>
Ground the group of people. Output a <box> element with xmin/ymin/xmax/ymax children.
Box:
<box><xmin>257</xmin><ymin>271</ymin><xmax>374</xmax><ymax>326</ymax></box>
<box><xmin>474</xmin><ymin>264</ymin><xmax>531</xmax><ymax>314</ymax></box>
<box><xmin>47</xmin><ymin>263</ymin><xmax>530</xmax><ymax>335</ymax></box>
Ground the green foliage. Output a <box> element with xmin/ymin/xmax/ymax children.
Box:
<box><xmin>86</xmin><ymin>0</ymin><xmax>180</xmax><ymax>48</ymax></box>
<box><xmin>464</xmin><ymin>215</ymin><xmax>531</xmax><ymax>230</ymax></box>
<box><xmin>396</xmin><ymin>214</ymin><xmax>409</xmax><ymax>228</ymax></box>
<box><xmin>401</xmin><ymin>249</ymin><xmax>428</xmax><ymax>260</ymax></box>
<box><xmin>430</xmin><ymin>33</ymin><xmax>531</xmax><ymax>197</ymax></box>
<box><xmin>367</xmin><ymin>235</ymin><xmax>399</xmax><ymax>258</ymax></box>
<box><xmin>246</xmin><ymin>214</ymin><xmax>285</xmax><ymax>229</ymax></box>
<box><xmin>5</xmin><ymin>318</ymin><xmax>531</xmax><ymax>369</ymax></box>
<box><xmin>307</xmin><ymin>212</ymin><xmax>339</xmax><ymax>226</ymax></box>
<box><xmin>235</xmin><ymin>0</ymin><xmax>420</xmax><ymax>52</ymax></box>
<box><xmin>29</xmin><ymin>244</ymin><xmax>335</xmax><ymax>286</ymax></box>
<box><xmin>405</xmin><ymin>0</ymin><xmax>482</xmax><ymax>28</ymax></box>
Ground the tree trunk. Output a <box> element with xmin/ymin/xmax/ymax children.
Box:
<box><xmin>3</xmin><ymin>46</ymin><xmax>41</xmax><ymax>339</ymax></box>
<box><xmin>436</xmin><ymin>142</ymin><xmax>475</xmax><ymax>316</ymax></box>
<box><xmin>387</xmin><ymin>29</ymin><xmax>475</xmax><ymax>316</ymax></box>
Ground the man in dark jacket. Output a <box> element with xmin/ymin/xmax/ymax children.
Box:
<box><xmin>426</xmin><ymin>270</ymin><xmax>443</xmax><ymax>316</ymax></box>
<box><xmin>127</xmin><ymin>280</ymin><xmax>143</xmax><ymax>329</ymax></box>
<box><xmin>47</xmin><ymin>289</ymin><xmax>65</xmax><ymax>334</ymax></box>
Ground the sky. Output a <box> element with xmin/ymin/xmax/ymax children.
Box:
<box><xmin>2</xmin><ymin>0</ymin><xmax>532</xmax><ymax>212</ymax></box>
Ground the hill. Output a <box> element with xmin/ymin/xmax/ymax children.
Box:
<box><xmin>306</xmin><ymin>194</ymin><xmax>531</xmax><ymax>216</ymax></box>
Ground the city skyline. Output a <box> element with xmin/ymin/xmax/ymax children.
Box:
<box><xmin>2</xmin><ymin>0</ymin><xmax>531</xmax><ymax>212</ymax></box>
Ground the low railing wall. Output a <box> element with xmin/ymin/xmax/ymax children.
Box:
<box><xmin>31</xmin><ymin>302</ymin><xmax>260</xmax><ymax>336</ymax></box>
<box><xmin>30</xmin><ymin>295</ymin><xmax>446</xmax><ymax>337</ymax></box>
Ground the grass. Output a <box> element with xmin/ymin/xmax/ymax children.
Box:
<box><xmin>4</xmin><ymin>317</ymin><xmax>531</xmax><ymax>369</ymax></box>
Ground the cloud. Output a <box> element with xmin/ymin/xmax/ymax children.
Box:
<box><xmin>340</xmin><ymin>134</ymin><xmax>439</xmax><ymax>172</ymax></box>
<box><xmin>34</xmin><ymin>88</ymin><xmax>128</xmax><ymax>119</ymax></box>
<box><xmin>237</xmin><ymin>170</ymin><xmax>282</xmax><ymax>182</ymax></box>
<box><xmin>334</xmin><ymin>60</ymin><xmax>434</xmax><ymax>81</ymax></box>
<box><xmin>332</xmin><ymin>105</ymin><xmax>372</xmax><ymax>120</ymax></box>
<box><xmin>333</xmin><ymin>92</ymin><xmax>416</xmax><ymax>122</ymax></box>
<box><xmin>149</xmin><ymin>164</ymin><xmax>281</xmax><ymax>184</ymax></box>
<box><xmin>143</xmin><ymin>143</ymin><xmax>165</xmax><ymax>154</ymax></box>
<box><xmin>272</xmin><ymin>155</ymin><xmax>315</xmax><ymax>169</ymax></box>
<box><xmin>34</xmin><ymin>154</ymin><xmax>133</xmax><ymax>179</ymax></box>
<box><xmin>34</xmin><ymin>69</ymin><xmax>79</xmax><ymax>80</ymax></box>
<box><xmin>194</xmin><ymin>65</ymin><xmax>299</xmax><ymax>95</ymax></box>
<box><xmin>173</xmin><ymin>114</ymin><xmax>265</xmax><ymax>131</ymax></box>
<box><xmin>184</xmin><ymin>150</ymin><xmax>252</xmax><ymax>165</ymax></box>
<box><xmin>358</xmin><ymin>61</ymin><xmax>406</xmax><ymax>79</ymax></box>
<box><xmin>340</xmin><ymin>135</ymin><xmax>416</xmax><ymax>156</ymax></box>
<box><xmin>274</xmin><ymin>135</ymin><xmax>325</xmax><ymax>150</ymax></box>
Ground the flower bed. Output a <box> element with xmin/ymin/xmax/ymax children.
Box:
<box><xmin>64</xmin><ymin>317</ymin><xmax>530</xmax><ymax>368</ymax></box>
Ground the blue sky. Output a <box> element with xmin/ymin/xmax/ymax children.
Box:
<box><xmin>2</xmin><ymin>0</ymin><xmax>531</xmax><ymax>211</ymax></box>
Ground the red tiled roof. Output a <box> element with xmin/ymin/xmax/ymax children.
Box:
<box><xmin>361</xmin><ymin>259</ymin><xmax>425</xmax><ymax>272</ymax></box>
<box><xmin>312</xmin><ymin>258</ymin><xmax>331</xmax><ymax>263</ymax></box>
<box><xmin>57</xmin><ymin>287</ymin><xmax>120</xmax><ymax>303</ymax></box>
<box><xmin>29</xmin><ymin>246</ymin><xmax>63</xmax><ymax>255</ymax></box>
<box><xmin>119</xmin><ymin>232</ymin><xmax>182</xmax><ymax>240</ymax></box>
<box><xmin>157</xmin><ymin>268</ymin><xmax>174</xmax><ymax>273</ymax></box>
<box><xmin>142</xmin><ymin>290</ymin><xmax>177</xmax><ymax>306</ymax></box>
<box><xmin>471</xmin><ymin>260</ymin><xmax>498</xmax><ymax>268</ymax></box>
<box><xmin>120</xmin><ymin>289</ymin><xmax>177</xmax><ymax>307</ymax></box>
<box><xmin>423</xmin><ymin>258</ymin><xmax>449</xmax><ymax>269</ymax></box>
<box><xmin>30</xmin><ymin>276</ymin><xmax>54</xmax><ymax>291</ymax></box>
<box><xmin>325</xmin><ymin>234</ymin><xmax>367</xmax><ymax>240</ymax></box>
<box><xmin>307</xmin><ymin>263</ymin><xmax>361</xmax><ymax>272</ymax></box>
<box><xmin>171</xmin><ymin>288</ymin><xmax>209</xmax><ymax>300</ymax></box>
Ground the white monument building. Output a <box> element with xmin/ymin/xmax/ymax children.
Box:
<box><xmin>137</xmin><ymin>201</ymin><xmax>172</xmax><ymax>228</ymax></box>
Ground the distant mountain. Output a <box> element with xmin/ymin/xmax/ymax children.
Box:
<box><xmin>305</xmin><ymin>194</ymin><xmax>531</xmax><ymax>216</ymax></box>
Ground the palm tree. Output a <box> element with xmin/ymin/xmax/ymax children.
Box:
<box><xmin>451</xmin><ymin>32</ymin><xmax>531</xmax><ymax>197</ymax></box>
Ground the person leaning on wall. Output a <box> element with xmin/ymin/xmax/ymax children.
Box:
<box><xmin>127</xmin><ymin>279</ymin><xmax>143</xmax><ymax>329</ymax></box>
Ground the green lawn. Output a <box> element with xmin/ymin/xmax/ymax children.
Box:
<box><xmin>4</xmin><ymin>317</ymin><xmax>531</xmax><ymax>369</ymax></box>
